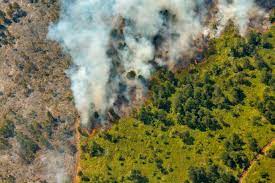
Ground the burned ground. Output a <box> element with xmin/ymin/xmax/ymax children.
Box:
<box><xmin>0</xmin><ymin>1</ymin><xmax>78</xmax><ymax>182</ymax></box>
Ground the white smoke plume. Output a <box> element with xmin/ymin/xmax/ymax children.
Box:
<box><xmin>48</xmin><ymin>0</ymin><xmax>264</xmax><ymax>127</ymax></box>
<box><xmin>216</xmin><ymin>0</ymin><xmax>265</xmax><ymax>36</ymax></box>
<box><xmin>39</xmin><ymin>151</ymin><xmax>71</xmax><ymax>183</ymax></box>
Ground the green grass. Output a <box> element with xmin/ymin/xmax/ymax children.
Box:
<box><xmin>79</xmin><ymin>25</ymin><xmax>275</xmax><ymax>183</ymax></box>
<box><xmin>243</xmin><ymin>145</ymin><xmax>275</xmax><ymax>183</ymax></box>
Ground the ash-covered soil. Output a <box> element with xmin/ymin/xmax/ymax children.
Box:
<box><xmin>0</xmin><ymin>1</ymin><xmax>78</xmax><ymax>182</ymax></box>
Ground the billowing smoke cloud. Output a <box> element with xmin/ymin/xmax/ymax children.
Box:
<box><xmin>216</xmin><ymin>0</ymin><xmax>264</xmax><ymax>35</ymax></box>
<box><xmin>48</xmin><ymin>0</ymin><xmax>264</xmax><ymax>127</ymax></box>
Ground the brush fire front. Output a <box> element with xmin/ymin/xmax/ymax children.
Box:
<box><xmin>49</xmin><ymin>0</ymin><xmax>270</xmax><ymax>130</ymax></box>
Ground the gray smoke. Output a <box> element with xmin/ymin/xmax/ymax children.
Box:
<box><xmin>48</xmin><ymin>0</ymin><xmax>265</xmax><ymax>127</ymax></box>
<box><xmin>216</xmin><ymin>0</ymin><xmax>265</xmax><ymax>36</ymax></box>
<box><xmin>41</xmin><ymin>151</ymin><xmax>70</xmax><ymax>183</ymax></box>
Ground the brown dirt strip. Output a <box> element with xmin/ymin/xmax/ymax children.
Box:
<box><xmin>239</xmin><ymin>138</ymin><xmax>275</xmax><ymax>183</ymax></box>
<box><xmin>73</xmin><ymin>121</ymin><xmax>98</xmax><ymax>183</ymax></box>
<box><xmin>73</xmin><ymin>119</ymin><xmax>81</xmax><ymax>183</ymax></box>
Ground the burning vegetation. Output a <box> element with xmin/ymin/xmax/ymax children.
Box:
<box><xmin>49</xmin><ymin>0</ymin><xmax>271</xmax><ymax>130</ymax></box>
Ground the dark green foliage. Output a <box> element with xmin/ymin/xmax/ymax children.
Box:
<box><xmin>266</xmin><ymin>149</ymin><xmax>275</xmax><ymax>159</ymax></box>
<box><xmin>181</xmin><ymin>131</ymin><xmax>195</xmax><ymax>145</ymax></box>
<box><xmin>211</xmin><ymin>64</ymin><xmax>222</xmax><ymax>76</ymax></box>
<box><xmin>138</xmin><ymin>106</ymin><xmax>173</xmax><ymax>126</ymax></box>
<box><xmin>188</xmin><ymin>165</ymin><xmax>237</xmax><ymax>183</ymax></box>
<box><xmin>226</xmin><ymin>31</ymin><xmax>257</xmax><ymax>58</ymax></box>
<box><xmin>231</xmin><ymin>87</ymin><xmax>246</xmax><ymax>104</ymax></box>
<box><xmin>248</xmin><ymin>137</ymin><xmax>260</xmax><ymax>152</ymax></box>
<box><xmin>232</xmin><ymin>152</ymin><xmax>249</xmax><ymax>169</ymax></box>
<box><xmin>102</xmin><ymin>132</ymin><xmax>120</xmax><ymax>143</ymax></box>
<box><xmin>251</xmin><ymin>116</ymin><xmax>263</xmax><ymax>126</ymax></box>
<box><xmin>242</xmin><ymin>58</ymin><xmax>255</xmax><ymax>70</ymax></box>
<box><xmin>179</xmin><ymin>108</ymin><xmax>221</xmax><ymax>131</ymax></box>
<box><xmin>221</xmin><ymin>151</ymin><xmax>249</xmax><ymax>169</ymax></box>
<box><xmin>188</xmin><ymin>167</ymin><xmax>208</xmax><ymax>183</ymax></box>
<box><xmin>263</xmin><ymin>42</ymin><xmax>273</xmax><ymax>49</ymax></box>
<box><xmin>171</xmin><ymin>81</ymin><xmax>222</xmax><ymax>131</ymax></box>
<box><xmin>258</xmin><ymin>90</ymin><xmax>275</xmax><ymax>124</ymax></box>
<box><xmin>233</xmin><ymin>73</ymin><xmax>252</xmax><ymax>87</ymax></box>
<box><xmin>248</xmin><ymin>32</ymin><xmax>262</xmax><ymax>46</ymax></box>
<box><xmin>28</xmin><ymin>121</ymin><xmax>51</xmax><ymax>149</ymax></box>
<box><xmin>81</xmin><ymin>175</ymin><xmax>90</xmax><ymax>182</ymax></box>
<box><xmin>127</xmin><ymin>170</ymin><xmax>149</xmax><ymax>183</ymax></box>
<box><xmin>155</xmin><ymin>158</ymin><xmax>168</xmax><ymax>175</ymax></box>
<box><xmin>138</xmin><ymin>106</ymin><xmax>155</xmax><ymax>125</ymax></box>
<box><xmin>221</xmin><ymin>152</ymin><xmax>237</xmax><ymax>169</ymax></box>
<box><xmin>261</xmin><ymin>69</ymin><xmax>273</xmax><ymax>85</ymax></box>
<box><xmin>207</xmin><ymin>165</ymin><xmax>238</xmax><ymax>183</ymax></box>
<box><xmin>212</xmin><ymin>86</ymin><xmax>231</xmax><ymax>109</ymax></box>
<box><xmin>0</xmin><ymin>120</ymin><xmax>15</xmax><ymax>138</ymax></box>
<box><xmin>225</xmin><ymin>134</ymin><xmax>245</xmax><ymax>151</ymax></box>
<box><xmin>230</xmin><ymin>30</ymin><xmax>268</xmax><ymax>59</ymax></box>
<box><xmin>256</xmin><ymin>58</ymin><xmax>270</xmax><ymax>71</ymax></box>
<box><xmin>260</xmin><ymin>171</ymin><xmax>269</xmax><ymax>179</ymax></box>
<box><xmin>222</xmin><ymin>134</ymin><xmax>249</xmax><ymax>169</ymax></box>
<box><xmin>270</xmin><ymin>9</ymin><xmax>275</xmax><ymax>23</ymax></box>
<box><xmin>16</xmin><ymin>132</ymin><xmax>40</xmax><ymax>163</ymax></box>
<box><xmin>149</xmin><ymin>69</ymin><xmax>178</xmax><ymax>112</ymax></box>
<box><xmin>90</xmin><ymin>142</ymin><xmax>105</xmax><ymax>157</ymax></box>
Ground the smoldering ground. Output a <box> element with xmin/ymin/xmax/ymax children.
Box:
<box><xmin>48</xmin><ymin>0</ymin><xmax>268</xmax><ymax>128</ymax></box>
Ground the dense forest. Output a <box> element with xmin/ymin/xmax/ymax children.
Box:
<box><xmin>77</xmin><ymin>19</ymin><xmax>275</xmax><ymax>182</ymax></box>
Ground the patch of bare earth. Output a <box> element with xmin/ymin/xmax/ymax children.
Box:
<box><xmin>0</xmin><ymin>1</ymin><xmax>78</xmax><ymax>182</ymax></box>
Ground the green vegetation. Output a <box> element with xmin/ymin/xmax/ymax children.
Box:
<box><xmin>0</xmin><ymin>120</ymin><xmax>15</xmax><ymax>138</ymax></box>
<box><xmin>79</xmin><ymin>24</ymin><xmax>275</xmax><ymax>182</ymax></box>
<box><xmin>16</xmin><ymin>132</ymin><xmax>40</xmax><ymax>163</ymax></box>
<box><xmin>0</xmin><ymin>120</ymin><xmax>15</xmax><ymax>151</ymax></box>
<box><xmin>27</xmin><ymin>120</ymin><xmax>52</xmax><ymax>149</ymax></box>
<box><xmin>6</xmin><ymin>2</ymin><xmax>27</xmax><ymax>22</ymax></box>
<box><xmin>188</xmin><ymin>165</ymin><xmax>237</xmax><ymax>183</ymax></box>
<box><xmin>266</xmin><ymin>149</ymin><xmax>275</xmax><ymax>159</ymax></box>
<box><xmin>243</xmin><ymin>144</ymin><xmax>275</xmax><ymax>183</ymax></box>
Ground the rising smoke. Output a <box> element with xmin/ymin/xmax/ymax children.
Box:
<box><xmin>216</xmin><ymin>0</ymin><xmax>264</xmax><ymax>36</ymax></box>
<box><xmin>48</xmin><ymin>0</ymin><xmax>265</xmax><ymax>127</ymax></box>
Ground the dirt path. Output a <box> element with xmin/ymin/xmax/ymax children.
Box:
<box><xmin>239</xmin><ymin>139</ymin><xmax>275</xmax><ymax>183</ymax></box>
<box><xmin>73</xmin><ymin>119</ymin><xmax>81</xmax><ymax>183</ymax></box>
<box><xmin>73</xmin><ymin>121</ymin><xmax>98</xmax><ymax>183</ymax></box>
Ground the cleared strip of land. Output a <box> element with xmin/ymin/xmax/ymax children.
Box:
<box><xmin>239</xmin><ymin>139</ymin><xmax>275</xmax><ymax>183</ymax></box>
